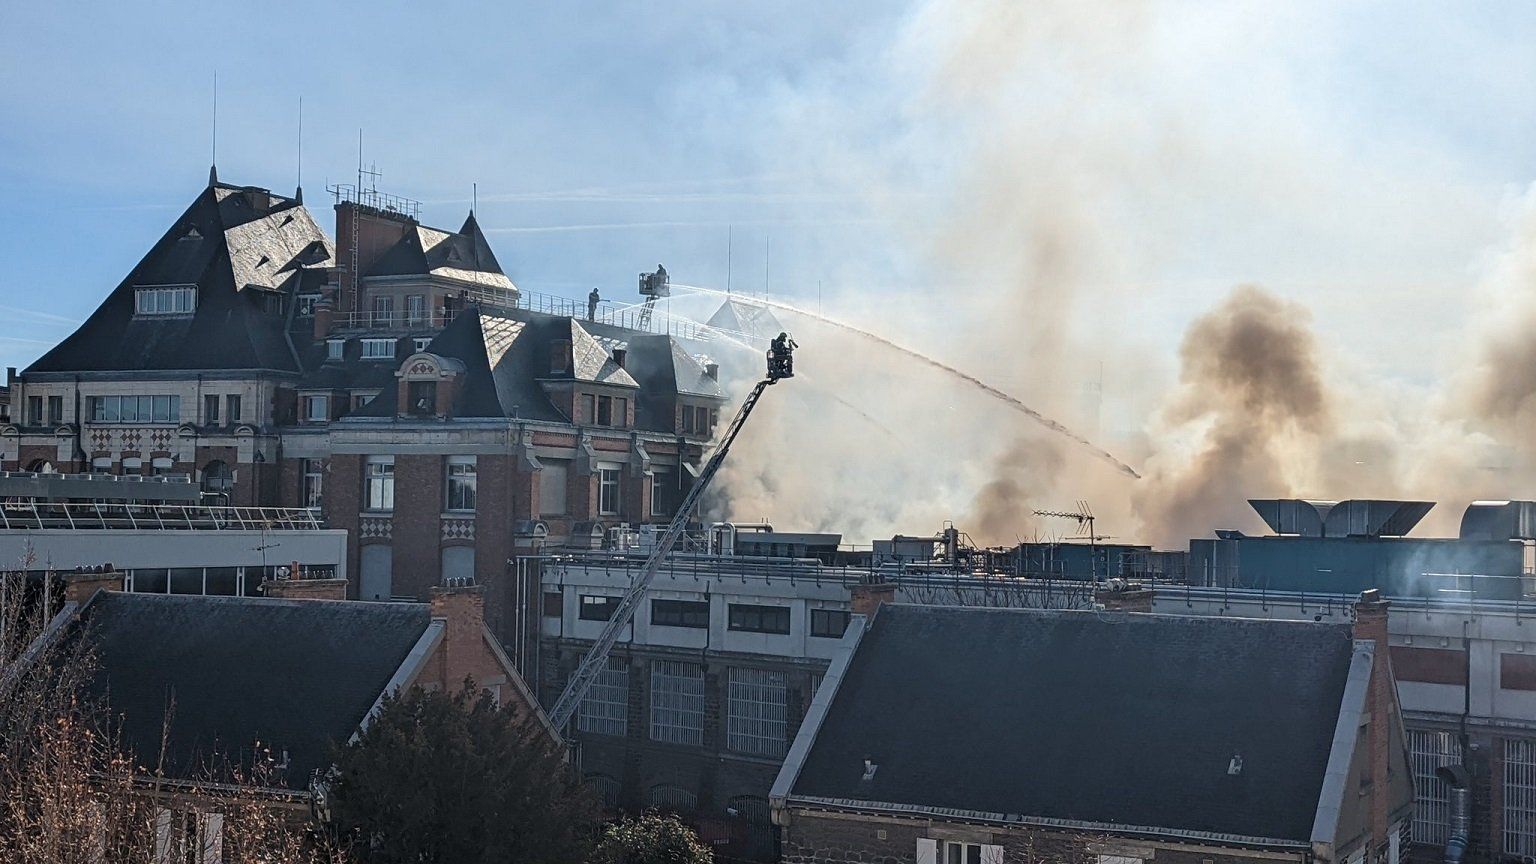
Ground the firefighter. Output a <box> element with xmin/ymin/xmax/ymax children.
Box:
<box><xmin>587</xmin><ymin>287</ymin><xmax>600</xmax><ymax>321</ymax></box>
<box><xmin>769</xmin><ymin>331</ymin><xmax>797</xmax><ymax>378</ymax></box>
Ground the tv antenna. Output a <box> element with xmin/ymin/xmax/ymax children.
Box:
<box><xmin>1032</xmin><ymin>501</ymin><xmax>1111</xmax><ymax>581</ymax></box>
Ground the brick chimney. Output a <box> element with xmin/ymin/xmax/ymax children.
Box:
<box><xmin>430</xmin><ymin>582</ymin><xmax>489</xmax><ymax>689</ymax></box>
<box><xmin>64</xmin><ymin>567</ymin><xmax>122</xmax><ymax>604</ymax></box>
<box><xmin>261</xmin><ymin>575</ymin><xmax>350</xmax><ymax>601</ymax></box>
<box><xmin>849</xmin><ymin>580</ymin><xmax>896</xmax><ymax>618</ymax></box>
<box><xmin>1095</xmin><ymin>582</ymin><xmax>1154</xmax><ymax>613</ymax></box>
<box><xmin>313</xmin><ymin>296</ymin><xmax>335</xmax><ymax>340</ymax></box>
<box><xmin>1352</xmin><ymin>588</ymin><xmax>1395</xmax><ymax>860</ymax></box>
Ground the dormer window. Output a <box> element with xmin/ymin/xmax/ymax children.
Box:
<box><xmin>327</xmin><ymin>339</ymin><xmax>346</xmax><ymax>361</ymax></box>
<box><xmin>135</xmin><ymin>285</ymin><xmax>197</xmax><ymax>316</ymax></box>
<box><xmin>362</xmin><ymin>338</ymin><xmax>396</xmax><ymax>360</ymax></box>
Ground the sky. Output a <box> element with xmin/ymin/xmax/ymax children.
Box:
<box><xmin>2</xmin><ymin>1</ymin><xmax>1535</xmax><ymax>539</ymax></box>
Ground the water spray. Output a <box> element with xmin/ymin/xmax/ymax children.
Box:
<box><xmin>674</xmin><ymin>283</ymin><xmax>1142</xmax><ymax>479</ymax></box>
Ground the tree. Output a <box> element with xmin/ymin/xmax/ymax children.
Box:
<box><xmin>329</xmin><ymin>680</ymin><xmax>599</xmax><ymax>864</ymax></box>
<box><xmin>590</xmin><ymin>812</ymin><xmax>714</xmax><ymax>864</ymax></box>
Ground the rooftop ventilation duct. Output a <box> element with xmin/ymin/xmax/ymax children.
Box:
<box><xmin>1248</xmin><ymin>499</ymin><xmax>1433</xmax><ymax>538</ymax></box>
<box><xmin>1459</xmin><ymin>500</ymin><xmax>1536</xmax><ymax>541</ymax></box>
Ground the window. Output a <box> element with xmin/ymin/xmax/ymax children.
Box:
<box><xmin>550</xmin><ymin>341</ymin><xmax>571</xmax><ymax>374</ymax></box>
<box><xmin>371</xmin><ymin>295</ymin><xmax>394</xmax><ymax>327</ymax></box>
<box><xmin>90</xmin><ymin>395</ymin><xmax>180</xmax><ymax>423</ymax></box>
<box><xmin>405</xmin><ymin>294</ymin><xmax>426</xmax><ymax>325</ymax></box>
<box><xmin>682</xmin><ymin>405</ymin><xmax>711</xmax><ymax>435</ymax></box>
<box><xmin>326</xmin><ymin>339</ymin><xmax>345</xmax><ymax>361</ymax></box>
<box><xmin>578</xmin><ymin>657</ymin><xmax>628</xmax><ymax>737</ymax></box>
<box><xmin>540</xmin><ymin>460</ymin><xmax>569</xmax><ymax>516</ymax></box>
<box><xmin>200</xmin><ymin>460</ymin><xmax>233</xmax><ymax>496</ymax></box>
<box><xmin>296</xmin><ymin>294</ymin><xmax>319</xmax><ymax>316</ymax></box>
<box><xmin>225</xmin><ymin>394</ymin><xmax>240</xmax><ymax>424</ymax></box>
<box><xmin>91</xmin><ymin>456</ymin><xmax>113</xmax><ymax>473</ymax></box>
<box><xmin>408</xmin><ymin>380</ymin><xmax>437</xmax><ymax>416</ymax></box>
<box><xmin>441</xmin><ymin>546</ymin><xmax>474</xmax><ymax>584</ymax></box>
<box><xmin>811</xmin><ymin>608</ymin><xmax>851</xmax><ymax>638</ymax></box>
<box><xmin>650</xmin><ymin>660</ymin><xmax>705</xmax><ymax>746</ymax></box>
<box><xmin>26</xmin><ymin>396</ymin><xmax>42</xmax><ymax>425</ymax></box>
<box><xmin>151</xmin><ymin>457</ymin><xmax>174</xmax><ymax>476</ymax></box>
<box><xmin>597</xmin><ymin>395</ymin><xmax>613</xmax><ymax>426</ymax></box>
<box><xmin>121</xmin><ymin>457</ymin><xmax>142</xmax><ymax>476</ymax></box>
<box><xmin>446</xmin><ymin>456</ymin><xmax>477</xmax><ymax>512</ymax></box>
<box><xmin>915</xmin><ymin>840</ymin><xmax>1003</xmax><ymax>864</ymax></box>
<box><xmin>46</xmin><ymin>396</ymin><xmax>62</xmax><ymax>425</ymax></box>
<box><xmin>203</xmin><ymin>394</ymin><xmax>220</xmax><ymax>425</ymax></box>
<box><xmin>303</xmin><ymin>394</ymin><xmax>329</xmax><ymax>423</ymax></box>
<box><xmin>650</xmin><ymin>472</ymin><xmax>671</xmax><ymax>517</ymax></box>
<box><xmin>364</xmin><ymin>456</ymin><xmax>395</xmax><ymax>511</ymax></box>
<box><xmin>134</xmin><ymin>285</ymin><xmax>196</xmax><ymax>316</ymax></box>
<box><xmin>352</xmin><ymin>392</ymin><xmax>375</xmax><ymax>411</ymax></box>
<box><xmin>598</xmin><ymin>466</ymin><xmax>622</xmax><ymax>516</ymax></box>
<box><xmin>542</xmin><ymin>591</ymin><xmax>563</xmax><ymax>617</ymax></box>
<box><xmin>414</xmin><ymin>337</ymin><xmax>432</xmax><ymax>353</ymax></box>
<box><xmin>301</xmin><ymin>458</ymin><xmax>324</xmax><ymax>508</ymax></box>
<box><xmin>582</xmin><ymin>394</ymin><xmax>596</xmax><ymax>424</ymax></box>
<box><xmin>727</xmin><ymin>667</ymin><xmax>788</xmax><ymax>757</ymax></box>
<box><xmin>580</xmin><ymin>594</ymin><xmax>621</xmax><ymax>621</ymax></box>
<box><xmin>153</xmin><ymin>808</ymin><xmax>223</xmax><ymax>864</ymax></box>
<box><xmin>652</xmin><ymin>598</ymin><xmax>709</xmax><ymax>629</ymax></box>
<box><xmin>728</xmin><ymin>603</ymin><xmax>791</xmax><ymax>635</ymax></box>
<box><xmin>1507</xmin><ymin>738</ymin><xmax>1536</xmax><ymax>857</ymax></box>
<box><xmin>644</xmin><ymin>784</ymin><xmax>698</xmax><ymax>814</ymax></box>
<box><xmin>362</xmin><ymin>338</ymin><xmax>396</xmax><ymax>359</ymax></box>
<box><xmin>1409</xmin><ymin>729</ymin><xmax>1463</xmax><ymax>845</ymax></box>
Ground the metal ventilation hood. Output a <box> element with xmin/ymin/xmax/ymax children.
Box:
<box><xmin>1459</xmin><ymin>500</ymin><xmax>1536</xmax><ymax>541</ymax></box>
<box><xmin>1248</xmin><ymin>499</ymin><xmax>1434</xmax><ymax>538</ymax></box>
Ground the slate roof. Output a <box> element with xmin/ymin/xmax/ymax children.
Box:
<box><xmin>27</xmin><ymin>184</ymin><xmax>330</xmax><ymax>375</ymax></box>
<box><xmin>365</xmin><ymin>211</ymin><xmax>513</xmax><ymax>292</ymax></box>
<box><xmin>354</xmin><ymin>305</ymin><xmax>724</xmax><ymax>427</ymax></box>
<box><xmin>706</xmin><ymin>298</ymin><xmax>784</xmax><ymax>339</ymax></box>
<box><xmin>788</xmin><ymin>605</ymin><xmax>1355</xmax><ymax>845</ymax></box>
<box><xmin>73</xmin><ymin>592</ymin><xmax>430</xmax><ymax>789</ymax></box>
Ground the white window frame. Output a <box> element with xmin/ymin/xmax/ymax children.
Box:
<box><xmin>1409</xmin><ymin>729</ymin><xmax>1463</xmax><ymax>845</ymax></box>
<box><xmin>598</xmin><ymin>465</ymin><xmax>622</xmax><ymax>516</ymax></box>
<box><xmin>134</xmin><ymin>285</ymin><xmax>197</xmax><ymax>316</ymax></box>
<box><xmin>405</xmin><ymin>294</ymin><xmax>427</xmax><ymax>325</ymax></box>
<box><xmin>303</xmin><ymin>394</ymin><xmax>329</xmax><ymax>423</ymax></box>
<box><xmin>361</xmin><ymin>338</ymin><xmax>396</xmax><ymax>360</ymax></box>
<box><xmin>414</xmin><ymin>337</ymin><xmax>432</xmax><ymax>352</ymax></box>
<box><xmin>578</xmin><ymin>657</ymin><xmax>628</xmax><ymax>737</ymax></box>
<box><xmin>727</xmin><ymin>667</ymin><xmax>788</xmax><ymax>758</ymax></box>
<box><xmin>445</xmin><ymin>456</ymin><xmax>477</xmax><ymax>513</ymax></box>
<box><xmin>226</xmin><ymin>394</ymin><xmax>241</xmax><ymax>424</ymax></box>
<box><xmin>365</xmin><ymin>456</ymin><xmax>395</xmax><ymax>512</ymax></box>
<box><xmin>1507</xmin><ymin>738</ymin><xmax>1536</xmax><ymax>857</ymax></box>
<box><xmin>301</xmin><ymin>458</ymin><xmax>324</xmax><ymax>509</ymax></box>
<box><xmin>90</xmin><ymin>394</ymin><xmax>180</xmax><ymax>423</ymax></box>
<box><xmin>296</xmin><ymin>294</ymin><xmax>320</xmax><ymax>316</ymax></box>
<box><xmin>326</xmin><ymin>338</ymin><xmax>346</xmax><ymax>360</ymax></box>
<box><xmin>650</xmin><ymin>659</ymin><xmax>705</xmax><ymax>746</ymax></box>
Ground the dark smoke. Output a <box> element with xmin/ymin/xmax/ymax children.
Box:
<box><xmin>1136</xmin><ymin>284</ymin><xmax>1331</xmax><ymax>546</ymax></box>
<box><xmin>966</xmin><ymin>435</ymin><xmax>1065</xmax><ymax>545</ymax></box>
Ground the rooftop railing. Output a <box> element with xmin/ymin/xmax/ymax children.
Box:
<box><xmin>0</xmin><ymin>501</ymin><xmax>324</xmax><ymax>531</ymax></box>
<box><xmin>330</xmin><ymin>286</ymin><xmax>705</xmax><ymax>341</ymax></box>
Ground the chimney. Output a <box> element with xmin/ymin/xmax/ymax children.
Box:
<box><xmin>1095</xmin><ymin>581</ymin><xmax>1154</xmax><ymax>613</ymax></box>
<box><xmin>1352</xmin><ymin>588</ymin><xmax>1396</xmax><ymax>861</ymax></box>
<box><xmin>64</xmin><ymin>566</ymin><xmax>123</xmax><ymax>604</ymax></box>
<box><xmin>612</xmin><ymin>348</ymin><xmax>627</xmax><ymax>369</ymax></box>
<box><xmin>261</xmin><ymin>564</ymin><xmax>349</xmax><ymax>601</ymax></box>
<box><xmin>430</xmin><ymin>582</ymin><xmax>488</xmax><ymax>689</ymax></box>
<box><xmin>849</xmin><ymin>579</ymin><xmax>896</xmax><ymax>618</ymax></box>
<box><xmin>704</xmin><ymin>361</ymin><xmax>719</xmax><ymax>381</ymax></box>
<box><xmin>313</xmin><ymin>296</ymin><xmax>335</xmax><ymax>340</ymax></box>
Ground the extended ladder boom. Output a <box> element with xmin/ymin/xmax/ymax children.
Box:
<box><xmin>548</xmin><ymin>375</ymin><xmax>779</xmax><ymax>731</ymax></box>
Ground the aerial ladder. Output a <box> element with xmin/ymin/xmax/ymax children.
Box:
<box><xmin>547</xmin><ymin>336</ymin><xmax>796</xmax><ymax>732</ymax></box>
<box><xmin>636</xmin><ymin>265</ymin><xmax>670</xmax><ymax>330</ymax></box>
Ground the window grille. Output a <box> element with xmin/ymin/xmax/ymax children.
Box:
<box><xmin>727</xmin><ymin>667</ymin><xmax>787</xmax><ymax>758</ymax></box>
<box><xmin>650</xmin><ymin>660</ymin><xmax>705</xmax><ymax>746</ymax></box>
<box><xmin>586</xmin><ymin>774</ymin><xmax>622</xmax><ymax>810</ymax></box>
<box><xmin>578</xmin><ymin>658</ymin><xmax>628</xmax><ymax>737</ymax></box>
<box><xmin>645</xmin><ymin>784</ymin><xmax>697</xmax><ymax>813</ymax></box>
<box><xmin>1506</xmin><ymin>738</ymin><xmax>1536</xmax><ymax>857</ymax></box>
<box><xmin>1409</xmin><ymin>729</ymin><xmax>1462</xmax><ymax>845</ymax></box>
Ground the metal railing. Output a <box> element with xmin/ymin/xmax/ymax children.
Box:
<box><xmin>1165</xmin><ymin>583</ymin><xmax>1536</xmax><ymax>617</ymax></box>
<box><xmin>0</xmin><ymin>470</ymin><xmax>192</xmax><ymax>485</ymax></box>
<box><xmin>331</xmin><ymin>286</ymin><xmax>706</xmax><ymax>341</ymax></box>
<box><xmin>0</xmin><ymin>501</ymin><xmax>324</xmax><ymax>531</ymax></box>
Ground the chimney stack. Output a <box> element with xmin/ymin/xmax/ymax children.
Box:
<box><xmin>1095</xmin><ymin>581</ymin><xmax>1155</xmax><ymax>613</ymax></box>
<box><xmin>313</xmin><ymin>296</ymin><xmax>335</xmax><ymax>341</ymax></box>
<box><xmin>64</xmin><ymin>566</ymin><xmax>122</xmax><ymax>605</ymax></box>
<box><xmin>849</xmin><ymin>579</ymin><xmax>896</xmax><ymax>619</ymax></box>
<box><xmin>430</xmin><ymin>581</ymin><xmax>487</xmax><ymax>688</ymax></box>
<box><xmin>1352</xmin><ymin>588</ymin><xmax>1396</xmax><ymax>861</ymax></box>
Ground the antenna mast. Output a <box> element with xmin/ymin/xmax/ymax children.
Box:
<box><xmin>1032</xmin><ymin>501</ymin><xmax>1107</xmax><ymax>582</ymax></box>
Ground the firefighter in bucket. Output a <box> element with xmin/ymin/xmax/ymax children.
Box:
<box><xmin>768</xmin><ymin>332</ymin><xmax>797</xmax><ymax>381</ymax></box>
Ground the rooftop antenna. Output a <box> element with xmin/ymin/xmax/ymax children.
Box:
<box><xmin>726</xmin><ymin>225</ymin><xmax>733</xmax><ymax>296</ymax></box>
<box><xmin>208</xmin><ymin>71</ymin><xmax>219</xmax><ymax>186</ymax></box>
<box><xmin>294</xmin><ymin>96</ymin><xmax>304</xmax><ymax>203</ymax></box>
<box><xmin>472</xmin><ymin>182</ymin><xmax>478</xmax><ymax>214</ymax></box>
<box><xmin>764</xmin><ymin>234</ymin><xmax>770</xmax><ymax>299</ymax></box>
<box><xmin>1032</xmin><ymin>501</ymin><xmax>1111</xmax><ymax>582</ymax></box>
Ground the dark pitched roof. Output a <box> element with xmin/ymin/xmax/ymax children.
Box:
<box><xmin>364</xmin><ymin>212</ymin><xmax>512</xmax><ymax>291</ymax></box>
<box><xmin>74</xmin><ymin>592</ymin><xmax>430</xmax><ymax>789</ymax></box>
<box><xmin>789</xmin><ymin>605</ymin><xmax>1354</xmax><ymax>844</ymax></box>
<box><xmin>27</xmin><ymin>184</ymin><xmax>331</xmax><ymax>375</ymax></box>
<box><xmin>353</xmin><ymin>306</ymin><xmax>724</xmax><ymax>426</ymax></box>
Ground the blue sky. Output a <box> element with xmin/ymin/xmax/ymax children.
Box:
<box><xmin>1</xmin><ymin>0</ymin><xmax>1534</xmax><ymax>389</ymax></box>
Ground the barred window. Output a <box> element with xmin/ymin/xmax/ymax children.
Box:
<box><xmin>1507</xmin><ymin>738</ymin><xmax>1536</xmax><ymax>857</ymax></box>
<box><xmin>727</xmin><ymin>667</ymin><xmax>787</xmax><ymax>758</ymax></box>
<box><xmin>645</xmin><ymin>784</ymin><xmax>697</xmax><ymax>814</ymax></box>
<box><xmin>578</xmin><ymin>658</ymin><xmax>628</xmax><ymax>737</ymax></box>
<box><xmin>1409</xmin><ymin>729</ymin><xmax>1463</xmax><ymax>845</ymax></box>
<box><xmin>650</xmin><ymin>660</ymin><xmax>705</xmax><ymax>746</ymax></box>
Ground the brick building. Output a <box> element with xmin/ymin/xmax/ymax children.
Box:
<box><xmin>770</xmin><ymin>597</ymin><xmax>1413</xmax><ymax>864</ymax></box>
<box><xmin>2</xmin><ymin>173</ymin><xmax>725</xmax><ymax>649</ymax></box>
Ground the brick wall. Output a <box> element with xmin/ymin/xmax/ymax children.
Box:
<box><xmin>780</xmin><ymin>811</ymin><xmax>1302</xmax><ymax>864</ymax></box>
<box><xmin>327</xmin><ymin>454</ymin><xmax>362</xmax><ymax>599</ymax></box>
<box><xmin>391</xmin><ymin>454</ymin><xmax>443</xmax><ymax>600</ymax></box>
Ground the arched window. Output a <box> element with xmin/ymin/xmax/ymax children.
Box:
<box><xmin>26</xmin><ymin>459</ymin><xmax>56</xmax><ymax>474</ymax></box>
<box><xmin>201</xmin><ymin>460</ymin><xmax>233</xmax><ymax>497</ymax></box>
<box><xmin>644</xmin><ymin>784</ymin><xmax>697</xmax><ymax>814</ymax></box>
<box><xmin>584</xmin><ymin>774</ymin><xmax>622</xmax><ymax>811</ymax></box>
